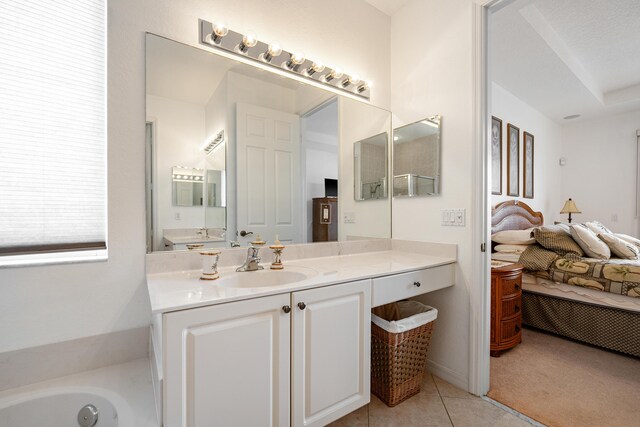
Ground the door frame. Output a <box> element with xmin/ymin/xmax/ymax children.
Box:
<box><xmin>469</xmin><ymin>0</ymin><xmax>506</xmax><ymax>396</ymax></box>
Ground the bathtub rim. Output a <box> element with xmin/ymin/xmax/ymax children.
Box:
<box><xmin>0</xmin><ymin>385</ymin><xmax>134</xmax><ymax>426</ymax></box>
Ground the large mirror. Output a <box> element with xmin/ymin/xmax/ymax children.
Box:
<box><xmin>392</xmin><ymin>116</ymin><xmax>441</xmax><ymax>197</ymax></box>
<box><xmin>145</xmin><ymin>34</ymin><xmax>391</xmax><ymax>252</ymax></box>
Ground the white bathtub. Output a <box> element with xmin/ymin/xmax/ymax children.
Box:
<box><xmin>0</xmin><ymin>386</ymin><xmax>134</xmax><ymax>427</ymax></box>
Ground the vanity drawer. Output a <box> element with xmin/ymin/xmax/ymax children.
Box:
<box><xmin>372</xmin><ymin>264</ymin><xmax>454</xmax><ymax>307</ymax></box>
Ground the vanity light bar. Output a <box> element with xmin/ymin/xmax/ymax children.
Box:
<box><xmin>203</xmin><ymin>130</ymin><xmax>224</xmax><ymax>155</ymax></box>
<box><xmin>199</xmin><ymin>19</ymin><xmax>371</xmax><ymax>100</ymax></box>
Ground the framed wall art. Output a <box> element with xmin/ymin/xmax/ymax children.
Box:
<box><xmin>507</xmin><ymin>123</ymin><xmax>520</xmax><ymax>197</ymax></box>
<box><xmin>491</xmin><ymin>116</ymin><xmax>502</xmax><ymax>195</ymax></box>
<box><xmin>523</xmin><ymin>131</ymin><xmax>534</xmax><ymax>199</ymax></box>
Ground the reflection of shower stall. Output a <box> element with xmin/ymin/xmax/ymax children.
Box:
<box><xmin>393</xmin><ymin>174</ymin><xmax>437</xmax><ymax>197</ymax></box>
<box><xmin>360</xmin><ymin>177</ymin><xmax>387</xmax><ymax>200</ymax></box>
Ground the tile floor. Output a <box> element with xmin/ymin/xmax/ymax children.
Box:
<box><xmin>329</xmin><ymin>373</ymin><xmax>534</xmax><ymax>427</ymax></box>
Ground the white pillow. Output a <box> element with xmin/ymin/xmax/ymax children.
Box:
<box><xmin>616</xmin><ymin>233</ymin><xmax>640</xmax><ymax>249</ymax></box>
<box><xmin>569</xmin><ymin>224</ymin><xmax>610</xmax><ymax>260</ymax></box>
<box><xmin>598</xmin><ymin>233</ymin><xmax>639</xmax><ymax>260</ymax></box>
<box><xmin>494</xmin><ymin>244</ymin><xmax>529</xmax><ymax>254</ymax></box>
<box><xmin>585</xmin><ymin>221</ymin><xmax>612</xmax><ymax>235</ymax></box>
<box><xmin>491</xmin><ymin>229</ymin><xmax>535</xmax><ymax>245</ymax></box>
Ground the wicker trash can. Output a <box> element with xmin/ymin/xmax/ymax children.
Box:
<box><xmin>371</xmin><ymin>301</ymin><xmax>437</xmax><ymax>407</ymax></box>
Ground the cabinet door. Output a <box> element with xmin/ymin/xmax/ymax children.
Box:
<box><xmin>164</xmin><ymin>294</ymin><xmax>291</xmax><ymax>427</ymax></box>
<box><xmin>292</xmin><ymin>279</ymin><xmax>371</xmax><ymax>427</ymax></box>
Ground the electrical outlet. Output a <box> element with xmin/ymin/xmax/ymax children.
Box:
<box><xmin>611</xmin><ymin>213</ymin><xmax>618</xmax><ymax>223</ymax></box>
<box><xmin>175</xmin><ymin>212</ymin><xmax>181</xmax><ymax>220</ymax></box>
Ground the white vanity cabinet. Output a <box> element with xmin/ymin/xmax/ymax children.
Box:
<box><xmin>163</xmin><ymin>293</ymin><xmax>291</xmax><ymax>427</ymax></box>
<box><xmin>162</xmin><ymin>279</ymin><xmax>371</xmax><ymax>427</ymax></box>
<box><xmin>292</xmin><ymin>280</ymin><xmax>371</xmax><ymax>427</ymax></box>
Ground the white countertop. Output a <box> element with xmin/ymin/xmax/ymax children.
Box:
<box><xmin>147</xmin><ymin>250</ymin><xmax>455</xmax><ymax>314</ymax></box>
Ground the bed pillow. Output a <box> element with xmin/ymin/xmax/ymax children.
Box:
<box><xmin>491</xmin><ymin>229</ymin><xmax>535</xmax><ymax>245</ymax></box>
<box><xmin>616</xmin><ymin>233</ymin><xmax>640</xmax><ymax>247</ymax></box>
<box><xmin>533</xmin><ymin>225</ymin><xmax>584</xmax><ymax>257</ymax></box>
<box><xmin>569</xmin><ymin>224</ymin><xmax>610</xmax><ymax>260</ymax></box>
<box><xmin>598</xmin><ymin>233</ymin><xmax>640</xmax><ymax>260</ymax></box>
<box><xmin>494</xmin><ymin>244</ymin><xmax>530</xmax><ymax>254</ymax></box>
<box><xmin>585</xmin><ymin>220</ymin><xmax>613</xmax><ymax>235</ymax></box>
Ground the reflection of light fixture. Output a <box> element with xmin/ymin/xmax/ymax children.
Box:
<box><xmin>238</xmin><ymin>32</ymin><xmax>257</xmax><ymax>53</ymax></box>
<box><xmin>285</xmin><ymin>52</ymin><xmax>305</xmax><ymax>70</ymax></box>
<box><xmin>357</xmin><ymin>80</ymin><xmax>371</xmax><ymax>93</ymax></box>
<box><xmin>306</xmin><ymin>61</ymin><xmax>325</xmax><ymax>76</ymax></box>
<box><xmin>202</xmin><ymin>130</ymin><xmax>225</xmax><ymax>155</ymax></box>
<box><xmin>262</xmin><ymin>42</ymin><xmax>282</xmax><ymax>62</ymax></box>
<box><xmin>393</xmin><ymin>136</ymin><xmax>399</xmax><ymax>141</ymax></box>
<box><xmin>420</xmin><ymin>119</ymin><xmax>439</xmax><ymax>128</ymax></box>
<box><xmin>560</xmin><ymin>198</ymin><xmax>581</xmax><ymax>223</ymax></box>
<box><xmin>211</xmin><ymin>22</ymin><xmax>228</xmax><ymax>43</ymax></box>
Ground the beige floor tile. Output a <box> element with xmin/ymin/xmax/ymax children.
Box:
<box><xmin>369</xmin><ymin>391</ymin><xmax>453</xmax><ymax>427</ymax></box>
<box><xmin>443</xmin><ymin>397</ymin><xmax>531</xmax><ymax>427</ymax></box>
<box><xmin>421</xmin><ymin>373</ymin><xmax>440</xmax><ymax>395</ymax></box>
<box><xmin>327</xmin><ymin>404</ymin><xmax>369</xmax><ymax>427</ymax></box>
<box><xmin>432</xmin><ymin>375</ymin><xmax>474</xmax><ymax>399</ymax></box>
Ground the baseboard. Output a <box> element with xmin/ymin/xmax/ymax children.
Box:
<box><xmin>426</xmin><ymin>358</ymin><xmax>469</xmax><ymax>392</ymax></box>
<box><xmin>0</xmin><ymin>326</ymin><xmax>149</xmax><ymax>392</ymax></box>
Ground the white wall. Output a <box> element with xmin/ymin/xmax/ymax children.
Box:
<box><xmin>391</xmin><ymin>0</ymin><xmax>474</xmax><ymax>390</ymax></box>
<box><xmin>338</xmin><ymin>97</ymin><xmax>392</xmax><ymax>239</ymax></box>
<box><xmin>562</xmin><ymin>109</ymin><xmax>640</xmax><ymax>236</ymax></box>
<box><xmin>491</xmin><ymin>83</ymin><xmax>564</xmax><ymax>223</ymax></box>
<box><xmin>0</xmin><ymin>0</ymin><xmax>391</xmax><ymax>354</ymax></box>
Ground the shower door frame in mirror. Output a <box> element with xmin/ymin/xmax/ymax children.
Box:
<box><xmin>145</xmin><ymin>33</ymin><xmax>392</xmax><ymax>253</ymax></box>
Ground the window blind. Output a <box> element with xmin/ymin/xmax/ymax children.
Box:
<box><xmin>0</xmin><ymin>0</ymin><xmax>106</xmax><ymax>264</ymax></box>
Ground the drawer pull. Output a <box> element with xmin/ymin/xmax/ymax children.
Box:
<box><xmin>298</xmin><ymin>302</ymin><xmax>306</xmax><ymax>310</ymax></box>
<box><xmin>282</xmin><ymin>305</ymin><xmax>291</xmax><ymax>314</ymax></box>
<box><xmin>413</xmin><ymin>281</ymin><xmax>421</xmax><ymax>287</ymax></box>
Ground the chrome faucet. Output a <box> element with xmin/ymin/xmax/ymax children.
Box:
<box><xmin>197</xmin><ymin>227</ymin><xmax>209</xmax><ymax>238</ymax></box>
<box><xmin>236</xmin><ymin>245</ymin><xmax>264</xmax><ymax>272</ymax></box>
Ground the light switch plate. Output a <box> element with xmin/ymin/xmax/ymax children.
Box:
<box><xmin>344</xmin><ymin>212</ymin><xmax>356</xmax><ymax>223</ymax></box>
<box><xmin>441</xmin><ymin>209</ymin><xmax>465</xmax><ymax>227</ymax></box>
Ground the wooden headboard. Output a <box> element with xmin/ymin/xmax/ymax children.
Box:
<box><xmin>491</xmin><ymin>200</ymin><xmax>544</xmax><ymax>234</ymax></box>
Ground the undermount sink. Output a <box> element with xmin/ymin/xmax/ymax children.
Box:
<box><xmin>216</xmin><ymin>266</ymin><xmax>318</xmax><ymax>288</ymax></box>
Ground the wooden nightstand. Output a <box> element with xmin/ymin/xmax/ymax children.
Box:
<box><xmin>490</xmin><ymin>263</ymin><xmax>524</xmax><ymax>357</ymax></box>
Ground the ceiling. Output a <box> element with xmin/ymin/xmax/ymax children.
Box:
<box><xmin>363</xmin><ymin>0</ymin><xmax>411</xmax><ymax>16</ymax></box>
<box><xmin>491</xmin><ymin>0</ymin><xmax>640</xmax><ymax>122</ymax></box>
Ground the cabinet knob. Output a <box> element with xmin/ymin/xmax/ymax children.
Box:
<box><xmin>298</xmin><ymin>302</ymin><xmax>306</xmax><ymax>310</ymax></box>
<box><xmin>515</xmin><ymin>325</ymin><xmax>521</xmax><ymax>333</ymax></box>
<box><xmin>282</xmin><ymin>305</ymin><xmax>291</xmax><ymax>314</ymax></box>
<box><xmin>413</xmin><ymin>281</ymin><xmax>421</xmax><ymax>287</ymax></box>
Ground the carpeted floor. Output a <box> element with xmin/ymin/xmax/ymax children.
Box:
<box><xmin>488</xmin><ymin>327</ymin><xmax>640</xmax><ymax>427</ymax></box>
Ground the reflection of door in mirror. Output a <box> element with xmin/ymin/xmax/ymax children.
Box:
<box><xmin>236</xmin><ymin>103</ymin><xmax>301</xmax><ymax>244</ymax></box>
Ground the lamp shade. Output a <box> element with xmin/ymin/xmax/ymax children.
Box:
<box><xmin>560</xmin><ymin>198</ymin><xmax>581</xmax><ymax>214</ymax></box>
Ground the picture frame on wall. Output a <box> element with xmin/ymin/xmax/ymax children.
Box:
<box><xmin>491</xmin><ymin>116</ymin><xmax>502</xmax><ymax>195</ymax></box>
<box><xmin>523</xmin><ymin>131</ymin><xmax>534</xmax><ymax>199</ymax></box>
<box><xmin>507</xmin><ymin>123</ymin><xmax>520</xmax><ymax>197</ymax></box>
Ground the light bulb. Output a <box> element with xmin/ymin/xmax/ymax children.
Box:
<box><xmin>211</xmin><ymin>22</ymin><xmax>228</xmax><ymax>43</ymax></box>
<box><xmin>238</xmin><ymin>32</ymin><xmax>258</xmax><ymax>53</ymax></box>
<box><xmin>286</xmin><ymin>52</ymin><xmax>306</xmax><ymax>70</ymax></box>
<box><xmin>324</xmin><ymin>67</ymin><xmax>343</xmax><ymax>82</ymax></box>
<box><xmin>263</xmin><ymin>42</ymin><xmax>282</xmax><ymax>62</ymax></box>
<box><xmin>307</xmin><ymin>60</ymin><xmax>325</xmax><ymax>76</ymax></box>
<box><xmin>341</xmin><ymin>74</ymin><xmax>360</xmax><ymax>88</ymax></box>
<box><xmin>357</xmin><ymin>80</ymin><xmax>371</xmax><ymax>93</ymax></box>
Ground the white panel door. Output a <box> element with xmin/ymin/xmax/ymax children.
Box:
<box><xmin>291</xmin><ymin>280</ymin><xmax>371</xmax><ymax>427</ymax></box>
<box><xmin>237</xmin><ymin>103</ymin><xmax>301</xmax><ymax>244</ymax></box>
<box><xmin>164</xmin><ymin>294</ymin><xmax>291</xmax><ymax>427</ymax></box>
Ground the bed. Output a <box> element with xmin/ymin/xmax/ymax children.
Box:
<box><xmin>491</xmin><ymin>200</ymin><xmax>640</xmax><ymax>358</ymax></box>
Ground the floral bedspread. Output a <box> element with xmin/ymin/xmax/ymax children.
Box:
<box><xmin>520</xmin><ymin>245</ymin><xmax>640</xmax><ymax>298</ymax></box>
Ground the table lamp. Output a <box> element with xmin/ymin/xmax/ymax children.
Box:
<box><xmin>560</xmin><ymin>198</ymin><xmax>581</xmax><ymax>223</ymax></box>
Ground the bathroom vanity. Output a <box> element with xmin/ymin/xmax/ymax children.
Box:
<box><xmin>147</xmin><ymin>242</ymin><xmax>456</xmax><ymax>427</ymax></box>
